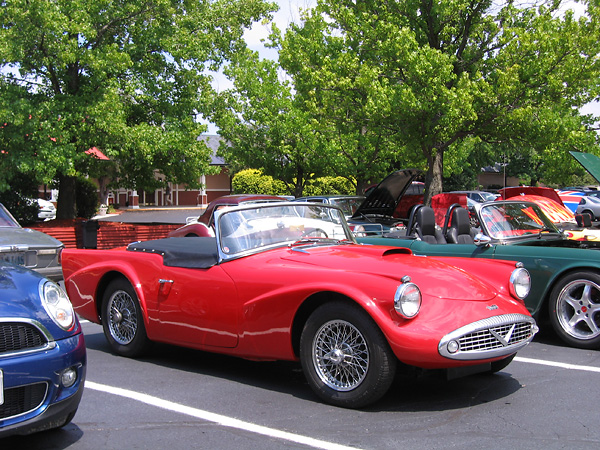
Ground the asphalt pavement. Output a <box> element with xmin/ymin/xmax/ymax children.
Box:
<box><xmin>94</xmin><ymin>206</ymin><xmax>206</xmax><ymax>225</ymax></box>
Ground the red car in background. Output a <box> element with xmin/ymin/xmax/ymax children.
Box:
<box><xmin>168</xmin><ymin>194</ymin><xmax>285</xmax><ymax>237</ymax></box>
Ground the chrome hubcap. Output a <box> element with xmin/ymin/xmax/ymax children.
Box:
<box><xmin>312</xmin><ymin>320</ymin><xmax>369</xmax><ymax>392</ymax></box>
<box><xmin>557</xmin><ymin>279</ymin><xmax>600</xmax><ymax>340</ymax></box>
<box><xmin>107</xmin><ymin>290</ymin><xmax>138</xmax><ymax>345</ymax></box>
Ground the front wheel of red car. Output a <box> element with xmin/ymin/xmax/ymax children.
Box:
<box><xmin>300</xmin><ymin>302</ymin><xmax>397</xmax><ymax>408</ymax></box>
<box><xmin>102</xmin><ymin>278</ymin><xmax>151</xmax><ymax>357</ymax></box>
<box><xmin>549</xmin><ymin>271</ymin><xmax>600</xmax><ymax>349</ymax></box>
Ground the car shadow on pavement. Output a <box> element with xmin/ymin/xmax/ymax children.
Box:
<box><xmin>83</xmin><ymin>331</ymin><xmax>525</xmax><ymax>412</ymax></box>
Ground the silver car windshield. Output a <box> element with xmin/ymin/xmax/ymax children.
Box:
<box><xmin>216</xmin><ymin>203</ymin><xmax>354</xmax><ymax>258</ymax></box>
<box><xmin>479</xmin><ymin>202</ymin><xmax>560</xmax><ymax>239</ymax></box>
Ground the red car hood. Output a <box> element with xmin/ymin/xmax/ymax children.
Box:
<box><xmin>280</xmin><ymin>244</ymin><xmax>498</xmax><ymax>302</ymax></box>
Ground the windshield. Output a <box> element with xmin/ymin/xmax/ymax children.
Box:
<box><xmin>479</xmin><ymin>202</ymin><xmax>560</xmax><ymax>239</ymax></box>
<box><xmin>329</xmin><ymin>197</ymin><xmax>364</xmax><ymax>216</ymax></box>
<box><xmin>216</xmin><ymin>203</ymin><xmax>354</xmax><ymax>257</ymax></box>
<box><xmin>0</xmin><ymin>204</ymin><xmax>21</xmax><ymax>228</ymax></box>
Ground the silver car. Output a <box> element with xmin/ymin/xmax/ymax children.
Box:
<box><xmin>0</xmin><ymin>203</ymin><xmax>63</xmax><ymax>281</ymax></box>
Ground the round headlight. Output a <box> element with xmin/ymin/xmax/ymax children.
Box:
<box><xmin>394</xmin><ymin>282</ymin><xmax>422</xmax><ymax>318</ymax></box>
<box><xmin>39</xmin><ymin>280</ymin><xmax>75</xmax><ymax>330</ymax></box>
<box><xmin>510</xmin><ymin>267</ymin><xmax>531</xmax><ymax>300</ymax></box>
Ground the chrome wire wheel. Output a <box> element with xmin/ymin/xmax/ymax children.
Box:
<box><xmin>312</xmin><ymin>319</ymin><xmax>369</xmax><ymax>392</ymax></box>
<box><xmin>107</xmin><ymin>289</ymin><xmax>138</xmax><ymax>345</ymax></box>
<box><xmin>555</xmin><ymin>278</ymin><xmax>600</xmax><ymax>341</ymax></box>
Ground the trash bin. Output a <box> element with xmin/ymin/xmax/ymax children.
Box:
<box><xmin>79</xmin><ymin>220</ymin><xmax>100</xmax><ymax>249</ymax></box>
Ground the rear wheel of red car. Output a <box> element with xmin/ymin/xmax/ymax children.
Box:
<box><xmin>300</xmin><ymin>302</ymin><xmax>397</xmax><ymax>408</ymax></box>
<box><xmin>549</xmin><ymin>271</ymin><xmax>600</xmax><ymax>349</ymax></box>
<box><xmin>102</xmin><ymin>278</ymin><xmax>151</xmax><ymax>357</ymax></box>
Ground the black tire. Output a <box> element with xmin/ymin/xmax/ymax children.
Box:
<box><xmin>490</xmin><ymin>354</ymin><xmax>516</xmax><ymax>373</ymax></box>
<box><xmin>101</xmin><ymin>278</ymin><xmax>151</xmax><ymax>357</ymax></box>
<box><xmin>300</xmin><ymin>302</ymin><xmax>397</xmax><ymax>408</ymax></box>
<box><xmin>582</xmin><ymin>210</ymin><xmax>595</xmax><ymax>221</ymax></box>
<box><xmin>548</xmin><ymin>271</ymin><xmax>600</xmax><ymax>349</ymax></box>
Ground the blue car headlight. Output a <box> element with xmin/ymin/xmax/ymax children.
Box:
<box><xmin>39</xmin><ymin>280</ymin><xmax>75</xmax><ymax>330</ymax></box>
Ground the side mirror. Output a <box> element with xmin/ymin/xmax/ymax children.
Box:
<box><xmin>474</xmin><ymin>233</ymin><xmax>492</xmax><ymax>247</ymax></box>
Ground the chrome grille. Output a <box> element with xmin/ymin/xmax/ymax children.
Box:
<box><xmin>0</xmin><ymin>323</ymin><xmax>47</xmax><ymax>355</ymax></box>
<box><xmin>459</xmin><ymin>321</ymin><xmax>533</xmax><ymax>352</ymax></box>
<box><xmin>439</xmin><ymin>314</ymin><xmax>538</xmax><ymax>360</ymax></box>
<box><xmin>0</xmin><ymin>382</ymin><xmax>48</xmax><ymax>420</ymax></box>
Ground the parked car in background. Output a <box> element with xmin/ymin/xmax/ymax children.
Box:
<box><xmin>0</xmin><ymin>263</ymin><xmax>86</xmax><ymax>437</ymax></box>
<box><xmin>167</xmin><ymin>194</ymin><xmax>285</xmax><ymax>238</ymax></box>
<box><xmin>498</xmin><ymin>186</ymin><xmax>600</xmax><ymax>241</ymax></box>
<box><xmin>450</xmin><ymin>190</ymin><xmax>499</xmax><ymax>203</ymax></box>
<box><xmin>348</xmin><ymin>169</ymin><xmax>421</xmax><ymax>236</ymax></box>
<box><xmin>62</xmin><ymin>202</ymin><xmax>536</xmax><ymax>408</ymax></box>
<box><xmin>576</xmin><ymin>196</ymin><xmax>600</xmax><ymax>221</ymax></box>
<box><xmin>35</xmin><ymin>198</ymin><xmax>57</xmax><ymax>221</ymax></box>
<box><xmin>0</xmin><ymin>203</ymin><xmax>64</xmax><ymax>281</ymax></box>
<box><xmin>361</xmin><ymin>199</ymin><xmax>600</xmax><ymax>349</ymax></box>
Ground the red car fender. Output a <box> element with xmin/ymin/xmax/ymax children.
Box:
<box><xmin>62</xmin><ymin>248</ymin><xmax>161</xmax><ymax>328</ymax></box>
<box><xmin>427</xmin><ymin>256</ymin><xmax>525</xmax><ymax>303</ymax></box>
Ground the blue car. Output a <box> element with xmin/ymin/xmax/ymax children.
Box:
<box><xmin>0</xmin><ymin>262</ymin><xmax>86</xmax><ymax>437</ymax></box>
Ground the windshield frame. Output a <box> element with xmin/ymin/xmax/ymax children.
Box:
<box><xmin>214</xmin><ymin>202</ymin><xmax>356</xmax><ymax>261</ymax></box>
<box><xmin>477</xmin><ymin>201</ymin><xmax>562</xmax><ymax>241</ymax></box>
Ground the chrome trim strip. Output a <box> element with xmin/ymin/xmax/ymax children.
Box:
<box><xmin>438</xmin><ymin>314</ymin><xmax>538</xmax><ymax>360</ymax></box>
<box><xmin>0</xmin><ymin>318</ymin><xmax>57</xmax><ymax>359</ymax></box>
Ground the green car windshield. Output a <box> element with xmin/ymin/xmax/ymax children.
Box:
<box><xmin>479</xmin><ymin>201</ymin><xmax>560</xmax><ymax>240</ymax></box>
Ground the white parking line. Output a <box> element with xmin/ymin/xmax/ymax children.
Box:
<box><xmin>85</xmin><ymin>381</ymin><xmax>361</xmax><ymax>450</ymax></box>
<box><xmin>516</xmin><ymin>356</ymin><xmax>600</xmax><ymax>373</ymax></box>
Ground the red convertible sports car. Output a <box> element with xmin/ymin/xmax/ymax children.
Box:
<box><xmin>62</xmin><ymin>203</ymin><xmax>537</xmax><ymax>408</ymax></box>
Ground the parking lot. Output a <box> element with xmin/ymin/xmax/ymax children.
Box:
<box><xmin>3</xmin><ymin>319</ymin><xmax>599</xmax><ymax>450</ymax></box>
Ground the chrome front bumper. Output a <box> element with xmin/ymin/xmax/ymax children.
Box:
<box><xmin>439</xmin><ymin>314</ymin><xmax>538</xmax><ymax>360</ymax></box>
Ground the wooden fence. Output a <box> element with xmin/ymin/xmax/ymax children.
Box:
<box><xmin>29</xmin><ymin>220</ymin><xmax>180</xmax><ymax>249</ymax></box>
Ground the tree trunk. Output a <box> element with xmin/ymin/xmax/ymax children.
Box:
<box><xmin>56</xmin><ymin>174</ymin><xmax>78</xmax><ymax>219</ymax></box>
<box><xmin>424</xmin><ymin>148</ymin><xmax>444</xmax><ymax>205</ymax></box>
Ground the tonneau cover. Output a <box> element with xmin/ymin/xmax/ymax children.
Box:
<box><xmin>127</xmin><ymin>237</ymin><xmax>218</xmax><ymax>268</ymax></box>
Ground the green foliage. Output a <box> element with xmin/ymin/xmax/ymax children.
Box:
<box><xmin>0</xmin><ymin>173</ymin><xmax>40</xmax><ymax>225</ymax></box>
<box><xmin>231</xmin><ymin>169</ymin><xmax>287</xmax><ymax>195</ymax></box>
<box><xmin>273</xmin><ymin>0</ymin><xmax>600</xmax><ymax>201</ymax></box>
<box><xmin>75</xmin><ymin>178</ymin><xmax>99</xmax><ymax>219</ymax></box>
<box><xmin>304</xmin><ymin>177</ymin><xmax>355</xmax><ymax>196</ymax></box>
<box><xmin>0</xmin><ymin>0</ymin><xmax>276</xmax><ymax>218</ymax></box>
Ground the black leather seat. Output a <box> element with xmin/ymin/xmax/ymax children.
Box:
<box><xmin>446</xmin><ymin>206</ymin><xmax>474</xmax><ymax>244</ymax></box>
<box><xmin>414</xmin><ymin>206</ymin><xmax>446</xmax><ymax>244</ymax></box>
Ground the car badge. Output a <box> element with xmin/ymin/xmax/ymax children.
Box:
<box><xmin>486</xmin><ymin>304</ymin><xmax>498</xmax><ymax>310</ymax></box>
<box><xmin>490</xmin><ymin>324</ymin><xmax>516</xmax><ymax>347</ymax></box>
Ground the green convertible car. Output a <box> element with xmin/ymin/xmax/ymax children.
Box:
<box><xmin>359</xmin><ymin>184</ymin><xmax>600</xmax><ymax>350</ymax></box>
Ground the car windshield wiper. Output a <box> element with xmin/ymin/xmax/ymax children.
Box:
<box><xmin>538</xmin><ymin>226</ymin><xmax>553</xmax><ymax>239</ymax></box>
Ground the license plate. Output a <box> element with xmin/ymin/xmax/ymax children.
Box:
<box><xmin>0</xmin><ymin>252</ymin><xmax>25</xmax><ymax>266</ymax></box>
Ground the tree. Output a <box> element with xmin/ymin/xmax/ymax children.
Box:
<box><xmin>207</xmin><ymin>47</ymin><xmax>335</xmax><ymax>197</ymax></box>
<box><xmin>276</xmin><ymin>0</ymin><xmax>600</xmax><ymax>202</ymax></box>
<box><xmin>0</xmin><ymin>0</ymin><xmax>276</xmax><ymax>218</ymax></box>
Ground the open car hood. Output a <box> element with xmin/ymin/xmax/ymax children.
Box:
<box><xmin>351</xmin><ymin>169</ymin><xmax>421</xmax><ymax>219</ymax></box>
<box><xmin>498</xmin><ymin>186</ymin><xmax>565</xmax><ymax>205</ymax></box>
<box><xmin>570</xmin><ymin>151</ymin><xmax>600</xmax><ymax>183</ymax></box>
